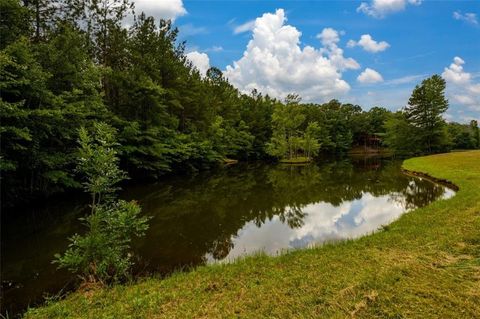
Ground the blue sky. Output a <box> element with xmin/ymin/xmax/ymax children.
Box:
<box><xmin>136</xmin><ymin>0</ymin><xmax>480</xmax><ymax>123</ymax></box>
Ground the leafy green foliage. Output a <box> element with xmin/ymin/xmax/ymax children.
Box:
<box><xmin>0</xmin><ymin>28</ymin><xmax>108</xmax><ymax>205</ymax></box>
<box><xmin>54</xmin><ymin>123</ymin><xmax>149</xmax><ymax>284</ymax></box>
<box><xmin>77</xmin><ymin>123</ymin><xmax>126</xmax><ymax>207</ymax></box>
<box><xmin>55</xmin><ymin>200</ymin><xmax>148</xmax><ymax>284</ymax></box>
<box><xmin>384</xmin><ymin>112</ymin><xmax>420</xmax><ymax>155</ymax></box>
<box><xmin>266</xmin><ymin>98</ymin><xmax>306</xmax><ymax>160</ymax></box>
<box><xmin>0</xmin><ymin>0</ymin><xmax>31</xmax><ymax>49</ymax></box>
<box><xmin>303</xmin><ymin>122</ymin><xmax>322</xmax><ymax>158</ymax></box>
<box><xmin>447</xmin><ymin>121</ymin><xmax>479</xmax><ymax>150</ymax></box>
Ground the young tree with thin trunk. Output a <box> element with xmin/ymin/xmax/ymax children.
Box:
<box><xmin>54</xmin><ymin>122</ymin><xmax>149</xmax><ymax>284</ymax></box>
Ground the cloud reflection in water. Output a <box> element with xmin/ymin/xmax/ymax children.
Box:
<box><xmin>219</xmin><ymin>188</ymin><xmax>454</xmax><ymax>262</ymax></box>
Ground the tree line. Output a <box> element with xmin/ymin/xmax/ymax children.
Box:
<box><xmin>1</xmin><ymin>0</ymin><xmax>479</xmax><ymax>206</ymax></box>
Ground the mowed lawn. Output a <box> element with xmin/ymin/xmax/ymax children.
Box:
<box><xmin>25</xmin><ymin>151</ymin><xmax>480</xmax><ymax>319</ymax></box>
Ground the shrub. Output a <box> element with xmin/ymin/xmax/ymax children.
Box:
<box><xmin>54</xmin><ymin>122</ymin><xmax>149</xmax><ymax>284</ymax></box>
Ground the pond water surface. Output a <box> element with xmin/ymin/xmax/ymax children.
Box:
<box><xmin>1</xmin><ymin>157</ymin><xmax>455</xmax><ymax>315</ymax></box>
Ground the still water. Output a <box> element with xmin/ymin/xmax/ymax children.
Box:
<box><xmin>1</xmin><ymin>157</ymin><xmax>454</xmax><ymax>315</ymax></box>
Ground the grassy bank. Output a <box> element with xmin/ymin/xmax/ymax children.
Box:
<box><xmin>25</xmin><ymin>151</ymin><xmax>480</xmax><ymax>318</ymax></box>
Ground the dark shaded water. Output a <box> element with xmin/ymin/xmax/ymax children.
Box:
<box><xmin>1</xmin><ymin>157</ymin><xmax>454</xmax><ymax>315</ymax></box>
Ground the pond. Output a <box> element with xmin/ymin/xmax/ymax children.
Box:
<box><xmin>1</xmin><ymin>157</ymin><xmax>455</xmax><ymax>315</ymax></box>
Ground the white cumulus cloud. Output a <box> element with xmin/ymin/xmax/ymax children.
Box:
<box><xmin>134</xmin><ymin>0</ymin><xmax>187</xmax><ymax>22</ymax></box>
<box><xmin>186</xmin><ymin>51</ymin><xmax>210</xmax><ymax>76</ymax></box>
<box><xmin>224</xmin><ymin>9</ymin><xmax>359</xmax><ymax>102</ymax></box>
<box><xmin>357</xmin><ymin>68</ymin><xmax>384</xmax><ymax>84</ymax></box>
<box><xmin>442</xmin><ymin>56</ymin><xmax>471</xmax><ymax>84</ymax></box>
<box><xmin>357</xmin><ymin>0</ymin><xmax>422</xmax><ymax>18</ymax></box>
<box><xmin>347</xmin><ymin>34</ymin><xmax>390</xmax><ymax>53</ymax></box>
<box><xmin>317</xmin><ymin>28</ymin><xmax>360</xmax><ymax>71</ymax></box>
<box><xmin>317</xmin><ymin>27</ymin><xmax>340</xmax><ymax>46</ymax></box>
<box><xmin>442</xmin><ymin>57</ymin><xmax>480</xmax><ymax>113</ymax></box>
<box><xmin>453</xmin><ymin>11</ymin><xmax>478</xmax><ymax>25</ymax></box>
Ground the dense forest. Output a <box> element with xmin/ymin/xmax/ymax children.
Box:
<box><xmin>1</xmin><ymin>0</ymin><xmax>479</xmax><ymax>207</ymax></box>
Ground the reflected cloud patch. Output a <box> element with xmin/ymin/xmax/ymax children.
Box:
<box><xmin>219</xmin><ymin>189</ymin><xmax>452</xmax><ymax>262</ymax></box>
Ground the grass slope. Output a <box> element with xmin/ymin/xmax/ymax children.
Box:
<box><xmin>25</xmin><ymin>151</ymin><xmax>480</xmax><ymax>319</ymax></box>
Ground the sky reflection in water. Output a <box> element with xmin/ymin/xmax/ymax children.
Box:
<box><xmin>222</xmin><ymin>187</ymin><xmax>454</xmax><ymax>261</ymax></box>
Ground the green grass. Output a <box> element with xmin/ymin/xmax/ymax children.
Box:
<box><xmin>25</xmin><ymin>151</ymin><xmax>480</xmax><ymax>319</ymax></box>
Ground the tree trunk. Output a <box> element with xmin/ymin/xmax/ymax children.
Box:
<box><xmin>35</xmin><ymin>0</ymin><xmax>40</xmax><ymax>40</ymax></box>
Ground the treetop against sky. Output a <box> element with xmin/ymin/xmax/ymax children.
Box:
<box><xmin>134</xmin><ymin>0</ymin><xmax>479</xmax><ymax>123</ymax></box>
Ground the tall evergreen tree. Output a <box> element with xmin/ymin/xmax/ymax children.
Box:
<box><xmin>404</xmin><ymin>74</ymin><xmax>449</xmax><ymax>153</ymax></box>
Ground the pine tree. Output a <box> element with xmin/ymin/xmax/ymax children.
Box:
<box><xmin>405</xmin><ymin>74</ymin><xmax>449</xmax><ymax>153</ymax></box>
